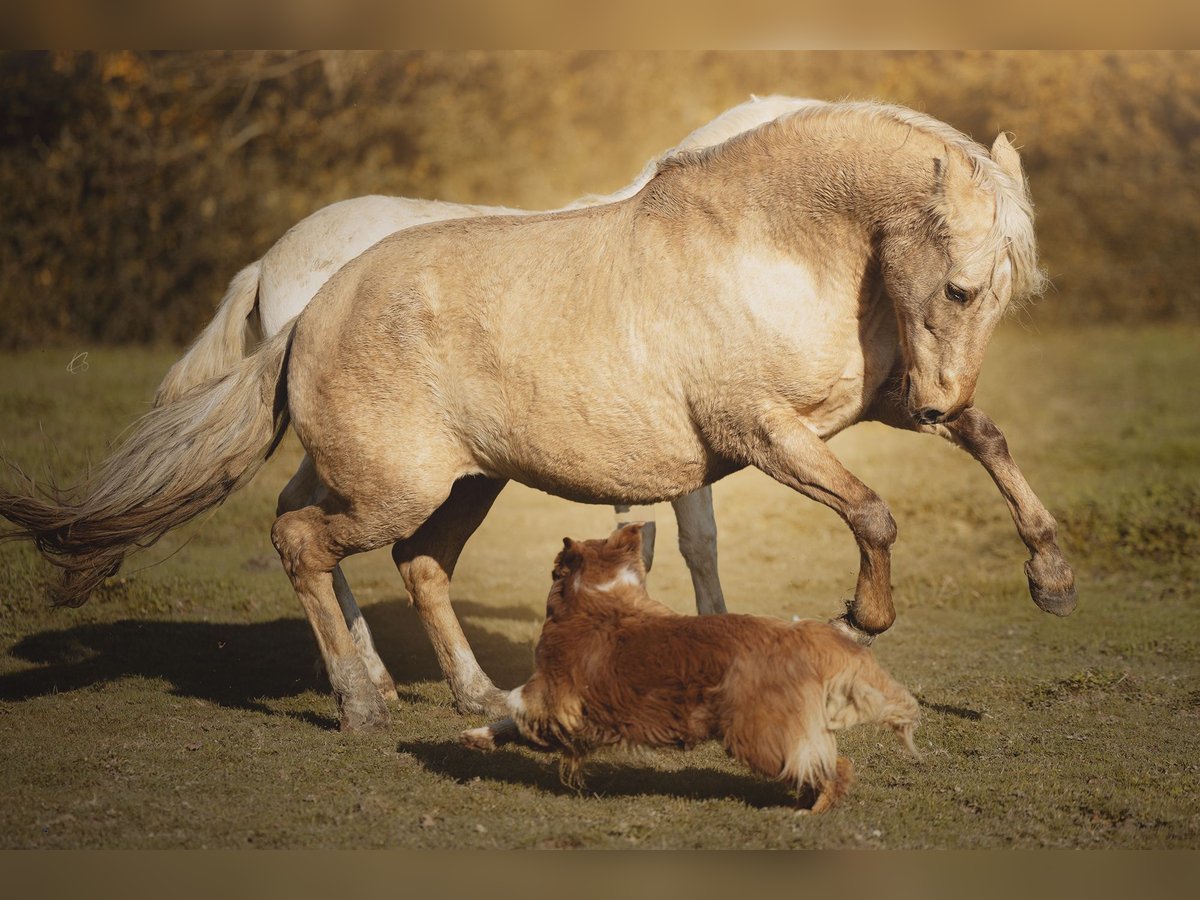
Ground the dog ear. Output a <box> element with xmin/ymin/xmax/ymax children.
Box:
<box><xmin>552</xmin><ymin>541</ymin><xmax>583</xmax><ymax>580</ymax></box>
<box><xmin>606</xmin><ymin>522</ymin><xmax>644</xmax><ymax>557</ymax></box>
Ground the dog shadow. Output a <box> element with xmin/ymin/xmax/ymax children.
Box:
<box><xmin>0</xmin><ymin>596</ymin><xmax>533</xmax><ymax>724</ymax></box>
<box><xmin>917</xmin><ymin>698</ymin><xmax>984</xmax><ymax>721</ymax></box>
<box><xmin>396</xmin><ymin>738</ymin><xmax>796</xmax><ymax>808</ymax></box>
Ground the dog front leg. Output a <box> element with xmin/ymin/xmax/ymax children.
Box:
<box><xmin>807</xmin><ymin>756</ymin><xmax>855</xmax><ymax>814</ymax></box>
<box><xmin>460</xmin><ymin>717</ymin><xmax>524</xmax><ymax>751</ymax></box>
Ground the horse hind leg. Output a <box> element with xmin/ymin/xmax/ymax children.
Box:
<box><xmin>272</xmin><ymin>475</ymin><xmax>458</xmax><ymax>731</ymax></box>
<box><xmin>671</xmin><ymin>486</ymin><xmax>727</xmax><ymax>615</ymax></box>
<box><xmin>333</xmin><ymin>567</ymin><xmax>398</xmax><ymax>701</ymax></box>
<box><xmin>277</xmin><ymin>456</ymin><xmax>397</xmax><ymax>701</ymax></box>
<box><xmin>392</xmin><ymin>475</ymin><xmax>509</xmax><ymax>717</ymax></box>
<box><xmin>614</xmin><ymin>504</ymin><xmax>657</xmax><ymax>572</ymax></box>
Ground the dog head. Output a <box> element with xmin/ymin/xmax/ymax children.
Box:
<box><xmin>549</xmin><ymin>523</ymin><xmax>648</xmax><ymax>611</ymax></box>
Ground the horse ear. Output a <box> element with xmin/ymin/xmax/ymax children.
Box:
<box><xmin>607</xmin><ymin>522</ymin><xmax>644</xmax><ymax>556</ymax></box>
<box><xmin>990</xmin><ymin>132</ymin><xmax>1027</xmax><ymax>192</ymax></box>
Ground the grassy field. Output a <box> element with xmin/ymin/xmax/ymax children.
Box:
<box><xmin>0</xmin><ymin>323</ymin><xmax>1197</xmax><ymax>848</ymax></box>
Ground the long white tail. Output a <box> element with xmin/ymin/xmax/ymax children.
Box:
<box><xmin>0</xmin><ymin>327</ymin><xmax>292</xmax><ymax>607</ymax></box>
<box><xmin>154</xmin><ymin>262</ymin><xmax>262</xmax><ymax>406</ymax></box>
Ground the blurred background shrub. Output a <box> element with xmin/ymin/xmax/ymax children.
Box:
<box><xmin>1</xmin><ymin>50</ymin><xmax>1196</xmax><ymax>348</ymax></box>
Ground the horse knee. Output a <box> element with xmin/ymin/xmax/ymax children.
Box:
<box><xmin>848</xmin><ymin>494</ymin><xmax>897</xmax><ymax>551</ymax></box>
<box><xmin>958</xmin><ymin>407</ymin><xmax>1010</xmax><ymax>456</ymax></box>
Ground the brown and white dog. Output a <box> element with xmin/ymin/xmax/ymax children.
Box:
<box><xmin>462</xmin><ymin>524</ymin><xmax>920</xmax><ymax>812</ymax></box>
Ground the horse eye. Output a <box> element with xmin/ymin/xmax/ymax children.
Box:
<box><xmin>945</xmin><ymin>283</ymin><xmax>969</xmax><ymax>304</ymax></box>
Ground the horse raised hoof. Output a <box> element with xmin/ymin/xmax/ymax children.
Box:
<box><xmin>1025</xmin><ymin>554</ymin><xmax>1078</xmax><ymax>617</ymax></box>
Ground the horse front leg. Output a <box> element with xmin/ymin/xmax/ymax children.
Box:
<box><xmin>746</xmin><ymin>410</ymin><xmax>897</xmax><ymax>637</ymax></box>
<box><xmin>866</xmin><ymin>397</ymin><xmax>1076</xmax><ymax>616</ymax></box>
<box><xmin>939</xmin><ymin>407</ymin><xmax>1077</xmax><ymax>616</ymax></box>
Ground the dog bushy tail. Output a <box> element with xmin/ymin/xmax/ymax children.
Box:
<box><xmin>154</xmin><ymin>261</ymin><xmax>262</xmax><ymax>407</ymax></box>
<box><xmin>827</xmin><ymin>648</ymin><xmax>922</xmax><ymax>760</ymax></box>
<box><xmin>0</xmin><ymin>326</ymin><xmax>292</xmax><ymax>607</ymax></box>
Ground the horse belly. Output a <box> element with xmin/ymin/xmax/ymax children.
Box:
<box><xmin>464</xmin><ymin>387</ymin><xmax>719</xmax><ymax>505</ymax></box>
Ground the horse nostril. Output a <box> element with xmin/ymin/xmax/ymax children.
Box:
<box><xmin>915</xmin><ymin>407</ymin><xmax>944</xmax><ymax>425</ymax></box>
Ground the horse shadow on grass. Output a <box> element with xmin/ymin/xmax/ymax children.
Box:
<box><xmin>396</xmin><ymin>738</ymin><xmax>797</xmax><ymax>809</ymax></box>
<box><xmin>0</xmin><ymin>596</ymin><xmax>534</xmax><ymax>726</ymax></box>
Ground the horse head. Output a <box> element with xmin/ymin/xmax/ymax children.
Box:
<box><xmin>879</xmin><ymin>133</ymin><xmax>1040</xmax><ymax>425</ymax></box>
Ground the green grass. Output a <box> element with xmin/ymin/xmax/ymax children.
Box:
<box><xmin>1</xmin><ymin>323</ymin><xmax>1198</xmax><ymax>848</ymax></box>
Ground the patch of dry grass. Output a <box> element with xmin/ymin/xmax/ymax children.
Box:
<box><xmin>0</xmin><ymin>324</ymin><xmax>1197</xmax><ymax>847</ymax></box>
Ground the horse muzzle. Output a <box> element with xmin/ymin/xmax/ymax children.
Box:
<box><xmin>903</xmin><ymin>374</ymin><xmax>972</xmax><ymax>427</ymax></box>
<box><xmin>911</xmin><ymin>404</ymin><xmax>968</xmax><ymax>426</ymax></box>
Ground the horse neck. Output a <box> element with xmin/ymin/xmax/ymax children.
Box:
<box><xmin>656</xmin><ymin>115</ymin><xmax>947</xmax><ymax>252</ymax></box>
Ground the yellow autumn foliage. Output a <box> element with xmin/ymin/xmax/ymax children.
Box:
<box><xmin>1</xmin><ymin>51</ymin><xmax>1196</xmax><ymax>347</ymax></box>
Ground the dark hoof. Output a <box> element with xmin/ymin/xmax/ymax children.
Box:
<box><xmin>832</xmin><ymin>598</ymin><xmax>893</xmax><ymax>642</ymax></box>
<box><xmin>1029</xmin><ymin>578</ymin><xmax>1078</xmax><ymax>616</ymax></box>
<box><xmin>338</xmin><ymin>695</ymin><xmax>391</xmax><ymax>733</ymax></box>
<box><xmin>1025</xmin><ymin>556</ymin><xmax>1078</xmax><ymax>617</ymax></box>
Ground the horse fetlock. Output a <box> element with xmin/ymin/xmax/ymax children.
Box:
<box><xmin>368</xmin><ymin>667</ymin><xmax>399</xmax><ymax>702</ymax></box>
<box><xmin>828</xmin><ymin>613</ymin><xmax>877</xmax><ymax>647</ymax></box>
<box><xmin>346</xmin><ymin>623</ymin><xmax>398</xmax><ymax>700</ymax></box>
<box><xmin>843</xmin><ymin>590</ymin><xmax>895</xmax><ymax>636</ymax></box>
<box><xmin>850</xmin><ymin>496</ymin><xmax>897</xmax><ymax>550</ymax></box>
<box><xmin>1025</xmin><ymin>552</ymin><xmax>1077</xmax><ymax>617</ymax></box>
<box><xmin>453</xmin><ymin>681</ymin><xmax>510</xmax><ymax>719</ymax></box>
<box><xmin>330</xmin><ymin>655</ymin><xmax>389</xmax><ymax>731</ymax></box>
<box><xmin>338</xmin><ymin>691</ymin><xmax>391</xmax><ymax>733</ymax></box>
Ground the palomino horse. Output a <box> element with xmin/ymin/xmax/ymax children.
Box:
<box><xmin>150</xmin><ymin>95</ymin><xmax>824</xmax><ymax>698</ymax></box>
<box><xmin>1</xmin><ymin>101</ymin><xmax>1077</xmax><ymax>732</ymax></box>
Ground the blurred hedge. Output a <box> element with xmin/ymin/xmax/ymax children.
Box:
<box><xmin>1</xmin><ymin>50</ymin><xmax>1197</xmax><ymax>348</ymax></box>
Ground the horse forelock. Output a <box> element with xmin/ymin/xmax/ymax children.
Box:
<box><xmin>801</xmin><ymin>102</ymin><xmax>1046</xmax><ymax>303</ymax></box>
<box><xmin>844</xmin><ymin>103</ymin><xmax>1046</xmax><ymax>303</ymax></box>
